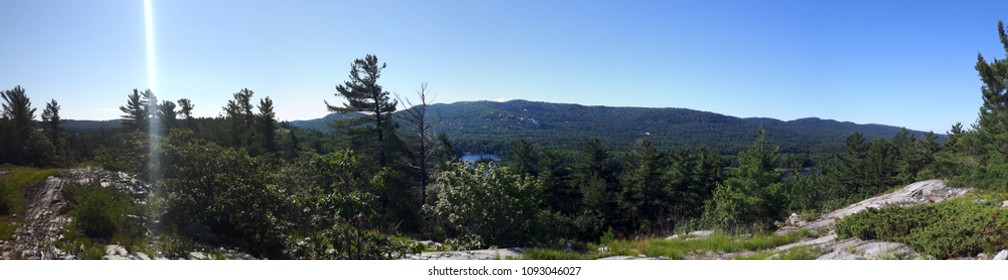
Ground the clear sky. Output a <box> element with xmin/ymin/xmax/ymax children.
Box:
<box><xmin>2</xmin><ymin>0</ymin><xmax>1007</xmax><ymax>133</ymax></box>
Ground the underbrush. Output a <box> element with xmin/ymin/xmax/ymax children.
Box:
<box><xmin>61</xmin><ymin>181</ymin><xmax>146</xmax><ymax>247</ymax></box>
<box><xmin>0</xmin><ymin>217</ymin><xmax>15</xmax><ymax>241</ymax></box>
<box><xmin>520</xmin><ymin>230</ymin><xmax>811</xmax><ymax>260</ymax></box>
<box><xmin>836</xmin><ymin>195</ymin><xmax>1008</xmax><ymax>259</ymax></box>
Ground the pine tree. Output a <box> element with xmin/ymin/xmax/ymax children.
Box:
<box><xmin>41</xmin><ymin>99</ymin><xmax>62</xmax><ymax>151</ymax></box>
<box><xmin>159</xmin><ymin>100</ymin><xmax>177</xmax><ymax>133</ymax></box>
<box><xmin>619</xmin><ymin>138</ymin><xmax>667</xmax><ymax>233</ymax></box>
<box><xmin>326</xmin><ymin>54</ymin><xmax>398</xmax><ymax>168</ymax></box>
<box><xmin>177</xmin><ymin>98</ymin><xmax>195</xmax><ymax>130</ymax></box>
<box><xmin>119</xmin><ymin>89</ymin><xmax>148</xmax><ymax>132</ymax></box>
<box><xmin>224</xmin><ymin>89</ymin><xmax>255</xmax><ymax>148</ymax></box>
<box><xmin>2</xmin><ymin>86</ymin><xmax>36</xmax><ymax>164</ymax></box>
<box><xmin>510</xmin><ymin>139</ymin><xmax>539</xmax><ymax>179</ymax></box>
<box><xmin>257</xmin><ymin>97</ymin><xmax>277</xmax><ymax>153</ymax></box>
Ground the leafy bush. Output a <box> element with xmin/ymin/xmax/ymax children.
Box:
<box><xmin>62</xmin><ymin>182</ymin><xmax>142</xmax><ymax>240</ymax></box>
<box><xmin>426</xmin><ymin>162</ymin><xmax>545</xmax><ymax>248</ymax></box>
<box><xmin>836</xmin><ymin>200</ymin><xmax>1008</xmax><ymax>259</ymax></box>
<box><xmin>159</xmin><ymin>131</ymin><xmax>286</xmax><ymax>258</ymax></box>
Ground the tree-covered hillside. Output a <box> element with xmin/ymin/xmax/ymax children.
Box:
<box><xmin>290</xmin><ymin>100</ymin><xmax>937</xmax><ymax>155</ymax></box>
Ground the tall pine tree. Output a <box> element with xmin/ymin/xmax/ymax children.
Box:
<box><xmin>326</xmin><ymin>54</ymin><xmax>398</xmax><ymax>168</ymax></box>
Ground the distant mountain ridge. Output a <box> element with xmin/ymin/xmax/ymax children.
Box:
<box><xmin>286</xmin><ymin>99</ymin><xmax>938</xmax><ymax>154</ymax></box>
<box><xmin>58</xmin><ymin>100</ymin><xmax>936</xmax><ymax>155</ymax></box>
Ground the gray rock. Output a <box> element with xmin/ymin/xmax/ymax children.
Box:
<box><xmin>994</xmin><ymin>250</ymin><xmax>1008</xmax><ymax>260</ymax></box>
<box><xmin>688</xmin><ymin>230</ymin><xmax>714</xmax><ymax>238</ymax></box>
<box><xmin>856</xmin><ymin>242</ymin><xmax>918</xmax><ymax>260</ymax></box>
<box><xmin>189</xmin><ymin>251</ymin><xmax>208</xmax><ymax>260</ymax></box>
<box><xmin>105</xmin><ymin>244</ymin><xmax>128</xmax><ymax>257</ymax></box>
<box><xmin>818</xmin><ymin>251</ymin><xmax>864</xmax><ymax>260</ymax></box>
<box><xmin>181</xmin><ymin>224</ymin><xmax>218</xmax><ymax>243</ymax></box>
<box><xmin>136</xmin><ymin>252</ymin><xmax>150</xmax><ymax>260</ymax></box>
<box><xmin>786</xmin><ymin>213</ymin><xmax>805</xmax><ymax>227</ymax></box>
<box><xmin>1002</xmin><ymin>201</ymin><xmax>1008</xmax><ymax>208</ymax></box>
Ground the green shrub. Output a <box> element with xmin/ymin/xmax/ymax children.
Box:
<box><xmin>836</xmin><ymin>200</ymin><xmax>1008</xmax><ymax>259</ymax></box>
<box><xmin>63</xmin><ymin>182</ymin><xmax>139</xmax><ymax>239</ymax></box>
<box><xmin>425</xmin><ymin>162</ymin><xmax>545</xmax><ymax>248</ymax></box>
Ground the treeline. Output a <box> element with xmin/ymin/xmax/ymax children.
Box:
<box><xmin>1</xmin><ymin>53</ymin><xmax>948</xmax><ymax>259</ymax></box>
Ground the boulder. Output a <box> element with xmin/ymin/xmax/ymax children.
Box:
<box><xmin>994</xmin><ymin>250</ymin><xmax>1008</xmax><ymax>260</ymax></box>
<box><xmin>1002</xmin><ymin>201</ymin><xmax>1008</xmax><ymax>208</ymax></box>
<box><xmin>786</xmin><ymin>213</ymin><xmax>805</xmax><ymax>227</ymax></box>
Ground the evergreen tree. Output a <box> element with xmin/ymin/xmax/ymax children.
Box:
<box><xmin>836</xmin><ymin>132</ymin><xmax>868</xmax><ymax>195</ymax></box>
<box><xmin>224</xmin><ymin>88</ymin><xmax>255</xmax><ymax>148</ymax></box>
<box><xmin>703</xmin><ymin>129</ymin><xmax>782</xmax><ymax>232</ymax></box>
<box><xmin>2</xmin><ymin>86</ymin><xmax>36</xmax><ymax>164</ymax></box>
<box><xmin>431</xmin><ymin>133</ymin><xmax>460</xmax><ymax>168</ymax></box>
<box><xmin>177</xmin><ymin>98</ymin><xmax>195</xmax><ymax>130</ymax></box>
<box><xmin>143</xmin><ymin>90</ymin><xmax>159</xmax><ymax>133</ymax></box>
<box><xmin>619</xmin><ymin>138</ymin><xmax>668</xmax><ymax>233</ymax></box>
<box><xmin>666</xmin><ymin>147</ymin><xmax>723</xmax><ymax>221</ymax></box>
<box><xmin>119</xmin><ymin>89</ymin><xmax>148</xmax><ymax>132</ymax></box>
<box><xmin>159</xmin><ymin>100</ymin><xmax>177</xmax><ymax>133</ymax></box>
<box><xmin>576</xmin><ymin>138</ymin><xmax>621</xmax><ymax>235</ymax></box>
<box><xmin>41</xmin><ymin>99</ymin><xmax>63</xmax><ymax>165</ymax></box>
<box><xmin>541</xmin><ymin>151</ymin><xmax>578</xmax><ymax>215</ymax></box>
<box><xmin>257</xmin><ymin>97</ymin><xmax>277</xmax><ymax>153</ymax></box>
<box><xmin>510</xmin><ymin>139</ymin><xmax>539</xmax><ymax>179</ymax></box>
<box><xmin>326</xmin><ymin>54</ymin><xmax>398</xmax><ymax>168</ymax></box>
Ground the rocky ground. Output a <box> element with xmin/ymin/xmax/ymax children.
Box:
<box><xmin>0</xmin><ymin>167</ymin><xmax>256</xmax><ymax>260</ymax></box>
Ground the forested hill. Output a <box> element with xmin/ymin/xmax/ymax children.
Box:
<box><xmin>289</xmin><ymin>99</ymin><xmax>938</xmax><ymax>155</ymax></box>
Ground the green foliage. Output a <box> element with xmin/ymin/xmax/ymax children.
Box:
<box><xmin>275</xmin><ymin>150</ymin><xmax>411</xmax><ymax>259</ymax></box>
<box><xmin>619</xmin><ymin>138</ymin><xmax>670</xmax><ymax>233</ymax></box>
<box><xmin>426</xmin><ymin>162</ymin><xmax>545</xmax><ymax>248</ymax></box>
<box><xmin>836</xmin><ymin>199</ymin><xmax>1008</xmax><ymax>259</ymax></box>
<box><xmin>159</xmin><ymin>131</ymin><xmax>287</xmax><ymax>258</ymax></box>
<box><xmin>702</xmin><ymin>129</ymin><xmax>783</xmax><ymax>232</ymax></box>
<box><xmin>326</xmin><ymin>54</ymin><xmax>399</xmax><ymax>168</ymax></box>
<box><xmin>300</xmin><ymin>100</ymin><xmax>931</xmax><ymax>155</ymax></box>
<box><xmin>118</xmin><ymin>89</ymin><xmax>150</xmax><ymax>132</ymax></box>
<box><xmin>93</xmin><ymin>131</ymin><xmax>148</xmax><ymax>176</ymax></box>
<box><xmin>604</xmin><ymin>230</ymin><xmax>810</xmax><ymax>259</ymax></box>
<box><xmin>63</xmin><ymin>182</ymin><xmax>139</xmax><ymax>239</ymax></box>
<box><xmin>938</xmin><ymin>21</ymin><xmax>1008</xmax><ymax>192</ymax></box>
<box><xmin>0</xmin><ymin>165</ymin><xmax>60</xmax><ymax>216</ymax></box>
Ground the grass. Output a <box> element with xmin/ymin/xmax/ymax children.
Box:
<box><xmin>57</xmin><ymin>222</ymin><xmax>106</xmax><ymax>260</ymax></box>
<box><xmin>0</xmin><ymin>164</ymin><xmax>61</xmax><ymax>241</ymax></box>
<box><xmin>521</xmin><ymin>248</ymin><xmax>606</xmax><ymax>260</ymax></box>
<box><xmin>0</xmin><ymin>218</ymin><xmax>16</xmax><ymax>241</ymax></box>
<box><xmin>520</xmin><ymin>230</ymin><xmax>812</xmax><ymax>260</ymax></box>
<box><xmin>606</xmin><ymin>230</ymin><xmax>812</xmax><ymax>259</ymax></box>
<box><xmin>0</xmin><ymin>164</ymin><xmax>61</xmax><ymax>215</ymax></box>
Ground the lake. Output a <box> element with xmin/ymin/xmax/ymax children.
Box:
<box><xmin>460</xmin><ymin>154</ymin><xmax>502</xmax><ymax>163</ymax></box>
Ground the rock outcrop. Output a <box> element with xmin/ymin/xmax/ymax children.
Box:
<box><xmin>777</xmin><ymin>180</ymin><xmax>972</xmax><ymax>260</ymax></box>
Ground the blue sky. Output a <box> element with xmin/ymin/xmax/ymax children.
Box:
<box><xmin>1</xmin><ymin>0</ymin><xmax>1007</xmax><ymax>132</ymax></box>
